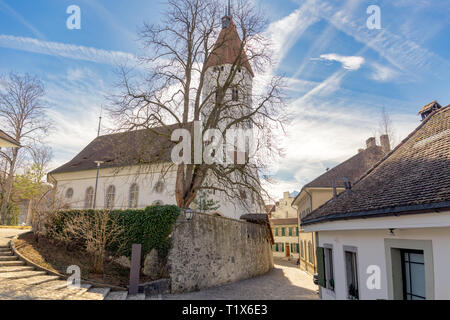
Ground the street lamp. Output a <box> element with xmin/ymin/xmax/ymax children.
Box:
<box><xmin>93</xmin><ymin>160</ymin><xmax>104</xmax><ymax>209</ymax></box>
<box><xmin>184</xmin><ymin>208</ymin><xmax>194</xmax><ymax>221</ymax></box>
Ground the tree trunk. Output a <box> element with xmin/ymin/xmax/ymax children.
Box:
<box><xmin>0</xmin><ymin>153</ymin><xmax>17</xmax><ymax>225</ymax></box>
<box><xmin>25</xmin><ymin>198</ymin><xmax>33</xmax><ymax>226</ymax></box>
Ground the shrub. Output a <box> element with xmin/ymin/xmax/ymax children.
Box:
<box><xmin>46</xmin><ymin>205</ymin><xmax>180</xmax><ymax>263</ymax></box>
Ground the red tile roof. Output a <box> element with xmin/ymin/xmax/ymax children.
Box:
<box><xmin>204</xmin><ymin>18</ymin><xmax>254</xmax><ymax>77</ymax></box>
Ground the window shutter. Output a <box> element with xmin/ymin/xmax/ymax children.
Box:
<box><xmin>316</xmin><ymin>247</ymin><xmax>326</xmax><ymax>288</ymax></box>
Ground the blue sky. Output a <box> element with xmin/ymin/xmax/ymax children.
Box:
<box><xmin>0</xmin><ymin>0</ymin><xmax>449</xmax><ymax>199</ymax></box>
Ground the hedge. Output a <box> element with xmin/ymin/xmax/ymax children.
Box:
<box><xmin>47</xmin><ymin>205</ymin><xmax>180</xmax><ymax>261</ymax></box>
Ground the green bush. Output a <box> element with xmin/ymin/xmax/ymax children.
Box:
<box><xmin>47</xmin><ymin>205</ymin><xmax>180</xmax><ymax>261</ymax></box>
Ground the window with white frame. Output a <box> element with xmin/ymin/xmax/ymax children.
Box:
<box><xmin>129</xmin><ymin>183</ymin><xmax>139</xmax><ymax>208</ymax></box>
<box><xmin>105</xmin><ymin>185</ymin><xmax>115</xmax><ymax>209</ymax></box>
<box><xmin>85</xmin><ymin>187</ymin><xmax>94</xmax><ymax>209</ymax></box>
<box><xmin>344</xmin><ymin>248</ymin><xmax>359</xmax><ymax>300</ymax></box>
<box><xmin>324</xmin><ymin>246</ymin><xmax>334</xmax><ymax>291</ymax></box>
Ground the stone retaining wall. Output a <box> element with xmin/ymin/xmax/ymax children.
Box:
<box><xmin>167</xmin><ymin>212</ymin><xmax>273</xmax><ymax>293</ymax></box>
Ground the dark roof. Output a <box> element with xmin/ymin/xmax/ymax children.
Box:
<box><xmin>0</xmin><ymin>129</ymin><xmax>20</xmax><ymax>147</ymax></box>
<box><xmin>270</xmin><ymin>218</ymin><xmax>298</xmax><ymax>225</ymax></box>
<box><xmin>304</xmin><ymin>146</ymin><xmax>385</xmax><ymax>188</ymax></box>
<box><xmin>50</xmin><ymin>123</ymin><xmax>191</xmax><ymax>175</ymax></box>
<box><xmin>204</xmin><ymin>18</ymin><xmax>254</xmax><ymax>77</ymax></box>
<box><xmin>302</xmin><ymin>105</ymin><xmax>450</xmax><ymax>226</ymax></box>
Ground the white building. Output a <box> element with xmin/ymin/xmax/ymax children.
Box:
<box><xmin>48</xmin><ymin>13</ymin><xmax>261</xmax><ymax>221</ymax></box>
<box><xmin>302</xmin><ymin>101</ymin><xmax>450</xmax><ymax>300</ymax></box>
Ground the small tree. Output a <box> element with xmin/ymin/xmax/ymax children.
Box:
<box><xmin>61</xmin><ymin>210</ymin><xmax>125</xmax><ymax>274</ymax></box>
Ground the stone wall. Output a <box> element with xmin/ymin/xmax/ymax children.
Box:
<box><xmin>168</xmin><ymin>212</ymin><xmax>274</xmax><ymax>293</ymax></box>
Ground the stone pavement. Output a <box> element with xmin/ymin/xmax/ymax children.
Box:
<box><xmin>161</xmin><ymin>257</ymin><xmax>319</xmax><ymax>300</ymax></box>
<box><xmin>0</xmin><ymin>228</ymin><xmax>143</xmax><ymax>300</ymax></box>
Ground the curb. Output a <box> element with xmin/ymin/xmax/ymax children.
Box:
<box><xmin>10</xmin><ymin>232</ymin><xmax>127</xmax><ymax>292</ymax></box>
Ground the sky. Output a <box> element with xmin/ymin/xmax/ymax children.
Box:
<box><xmin>0</xmin><ymin>0</ymin><xmax>449</xmax><ymax>202</ymax></box>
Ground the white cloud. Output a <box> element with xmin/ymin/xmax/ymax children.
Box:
<box><xmin>370</xmin><ymin>62</ymin><xmax>399</xmax><ymax>82</ymax></box>
<box><xmin>318</xmin><ymin>53</ymin><xmax>365</xmax><ymax>70</ymax></box>
<box><xmin>0</xmin><ymin>34</ymin><xmax>137</xmax><ymax>66</ymax></box>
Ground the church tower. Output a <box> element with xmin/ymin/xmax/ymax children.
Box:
<box><xmin>202</xmin><ymin>5</ymin><xmax>254</xmax><ymax>130</ymax></box>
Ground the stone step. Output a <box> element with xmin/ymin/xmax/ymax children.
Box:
<box><xmin>0</xmin><ymin>260</ymin><xmax>25</xmax><ymax>267</ymax></box>
<box><xmin>0</xmin><ymin>248</ymin><xmax>11</xmax><ymax>253</ymax></box>
<box><xmin>0</xmin><ymin>245</ymin><xmax>9</xmax><ymax>249</ymax></box>
<box><xmin>87</xmin><ymin>287</ymin><xmax>111</xmax><ymax>299</ymax></box>
<box><xmin>17</xmin><ymin>275</ymin><xmax>60</xmax><ymax>286</ymax></box>
<box><xmin>36</xmin><ymin>279</ymin><xmax>70</xmax><ymax>291</ymax></box>
<box><xmin>127</xmin><ymin>293</ymin><xmax>146</xmax><ymax>300</ymax></box>
<box><xmin>105</xmin><ymin>291</ymin><xmax>128</xmax><ymax>300</ymax></box>
<box><xmin>0</xmin><ymin>252</ymin><xmax>14</xmax><ymax>256</ymax></box>
<box><xmin>0</xmin><ymin>256</ymin><xmax>18</xmax><ymax>261</ymax></box>
<box><xmin>66</xmin><ymin>283</ymin><xmax>92</xmax><ymax>296</ymax></box>
<box><xmin>0</xmin><ymin>266</ymin><xmax>34</xmax><ymax>273</ymax></box>
<box><xmin>0</xmin><ymin>270</ymin><xmax>46</xmax><ymax>280</ymax></box>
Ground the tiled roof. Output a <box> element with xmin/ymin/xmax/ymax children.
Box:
<box><xmin>302</xmin><ymin>105</ymin><xmax>450</xmax><ymax>226</ymax></box>
<box><xmin>270</xmin><ymin>218</ymin><xmax>298</xmax><ymax>225</ymax></box>
<box><xmin>0</xmin><ymin>129</ymin><xmax>20</xmax><ymax>147</ymax></box>
<box><xmin>304</xmin><ymin>145</ymin><xmax>385</xmax><ymax>188</ymax></box>
<box><xmin>204</xmin><ymin>18</ymin><xmax>254</xmax><ymax>77</ymax></box>
<box><xmin>49</xmin><ymin>123</ymin><xmax>191</xmax><ymax>175</ymax></box>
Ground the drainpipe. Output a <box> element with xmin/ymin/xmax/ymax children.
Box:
<box><xmin>303</xmin><ymin>188</ymin><xmax>313</xmax><ymax>273</ymax></box>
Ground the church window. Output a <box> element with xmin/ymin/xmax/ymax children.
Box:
<box><xmin>154</xmin><ymin>180</ymin><xmax>164</xmax><ymax>193</ymax></box>
<box><xmin>129</xmin><ymin>183</ymin><xmax>139</xmax><ymax>208</ymax></box>
<box><xmin>232</xmin><ymin>87</ymin><xmax>239</xmax><ymax>101</ymax></box>
<box><xmin>105</xmin><ymin>185</ymin><xmax>115</xmax><ymax>209</ymax></box>
<box><xmin>65</xmin><ymin>188</ymin><xmax>74</xmax><ymax>199</ymax></box>
<box><xmin>85</xmin><ymin>187</ymin><xmax>94</xmax><ymax>209</ymax></box>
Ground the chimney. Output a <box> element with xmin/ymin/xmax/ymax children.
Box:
<box><xmin>380</xmin><ymin>134</ymin><xmax>390</xmax><ymax>154</ymax></box>
<box><xmin>358</xmin><ymin>148</ymin><xmax>364</xmax><ymax>153</ymax></box>
<box><xmin>366</xmin><ymin>137</ymin><xmax>376</xmax><ymax>149</ymax></box>
<box><xmin>343</xmin><ymin>177</ymin><xmax>352</xmax><ymax>191</ymax></box>
<box><xmin>332</xmin><ymin>180</ymin><xmax>337</xmax><ymax>199</ymax></box>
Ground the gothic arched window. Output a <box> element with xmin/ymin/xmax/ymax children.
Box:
<box><xmin>154</xmin><ymin>180</ymin><xmax>164</xmax><ymax>193</ymax></box>
<box><xmin>105</xmin><ymin>185</ymin><xmax>116</xmax><ymax>209</ymax></box>
<box><xmin>65</xmin><ymin>188</ymin><xmax>74</xmax><ymax>200</ymax></box>
<box><xmin>85</xmin><ymin>187</ymin><xmax>94</xmax><ymax>209</ymax></box>
<box><xmin>129</xmin><ymin>183</ymin><xmax>139</xmax><ymax>208</ymax></box>
<box><xmin>232</xmin><ymin>87</ymin><xmax>239</xmax><ymax>101</ymax></box>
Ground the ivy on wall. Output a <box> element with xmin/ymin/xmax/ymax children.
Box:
<box><xmin>47</xmin><ymin>205</ymin><xmax>180</xmax><ymax>261</ymax></box>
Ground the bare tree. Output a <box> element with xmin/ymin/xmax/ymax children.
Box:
<box><xmin>109</xmin><ymin>0</ymin><xmax>286</xmax><ymax>211</ymax></box>
<box><xmin>377</xmin><ymin>106</ymin><xmax>396</xmax><ymax>147</ymax></box>
<box><xmin>0</xmin><ymin>73</ymin><xmax>50</xmax><ymax>224</ymax></box>
<box><xmin>59</xmin><ymin>210</ymin><xmax>125</xmax><ymax>274</ymax></box>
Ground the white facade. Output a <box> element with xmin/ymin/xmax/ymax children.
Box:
<box><xmin>304</xmin><ymin>211</ymin><xmax>450</xmax><ymax>300</ymax></box>
<box><xmin>51</xmin><ymin>164</ymin><xmax>255</xmax><ymax>220</ymax></box>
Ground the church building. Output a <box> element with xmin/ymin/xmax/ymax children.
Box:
<box><xmin>48</xmin><ymin>11</ymin><xmax>261</xmax><ymax>220</ymax></box>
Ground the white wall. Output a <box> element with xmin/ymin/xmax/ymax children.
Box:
<box><xmin>317</xmin><ymin>226</ymin><xmax>450</xmax><ymax>300</ymax></box>
<box><xmin>52</xmin><ymin>164</ymin><xmax>257</xmax><ymax>221</ymax></box>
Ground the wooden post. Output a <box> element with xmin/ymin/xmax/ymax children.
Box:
<box><xmin>129</xmin><ymin>243</ymin><xmax>141</xmax><ymax>295</ymax></box>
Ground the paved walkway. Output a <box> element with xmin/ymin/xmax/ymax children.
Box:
<box><xmin>0</xmin><ymin>228</ymin><xmax>27</xmax><ymax>246</ymax></box>
<box><xmin>162</xmin><ymin>258</ymin><xmax>318</xmax><ymax>300</ymax></box>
